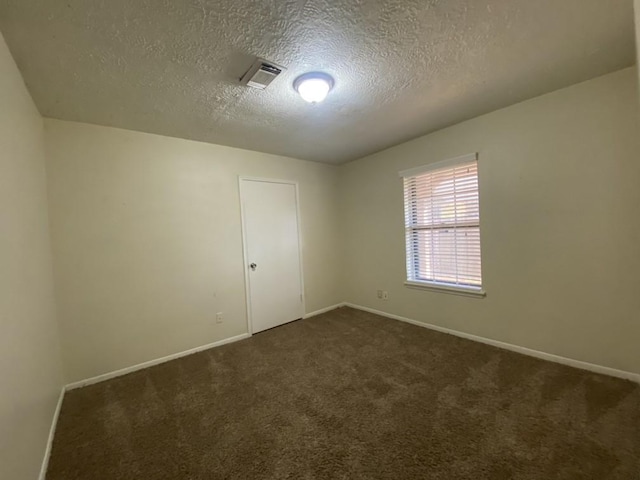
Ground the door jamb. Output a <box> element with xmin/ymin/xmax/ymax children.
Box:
<box><xmin>238</xmin><ymin>176</ymin><xmax>306</xmax><ymax>335</ymax></box>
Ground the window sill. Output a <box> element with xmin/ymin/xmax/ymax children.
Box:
<box><xmin>404</xmin><ymin>281</ymin><xmax>486</xmax><ymax>298</ymax></box>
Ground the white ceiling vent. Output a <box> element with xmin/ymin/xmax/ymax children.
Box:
<box><xmin>240</xmin><ymin>58</ymin><xmax>285</xmax><ymax>89</ymax></box>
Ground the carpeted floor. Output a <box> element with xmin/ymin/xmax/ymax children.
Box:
<box><xmin>47</xmin><ymin>307</ymin><xmax>640</xmax><ymax>479</ymax></box>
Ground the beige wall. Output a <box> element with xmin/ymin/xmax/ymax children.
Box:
<box><xmin>45</xmin><ymin>120</ymin><xmax>342</xmax><ymax>382</ymax></box>
<box><xmin>636</xmin><ymin>0</ymin><xmax>640</xmax><ymax>87</ymax></box>
<box><xmin>44</xmin><ymin>68</ymin><xmax>640</xmax><ymax>383</ymax></box>
<box><xmin>339</xmin><ymin>67</ymin><xmax>640</xmax><ymax>375</ymax></box>
<box><xmin>0</xmin><ymin>34</ymin><xmax>64</xmax><ymax>479</ymax></box>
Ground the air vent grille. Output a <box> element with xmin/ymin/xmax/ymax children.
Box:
<box><xmin>240</xmin><ymin>58</ymin><xmax>286</xmax><ymax>89</ymax></box>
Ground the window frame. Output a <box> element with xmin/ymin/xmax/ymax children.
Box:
<box><xmin>399</xmin><ymin>153</ymin><xmax>485</xmax><ymax>298</ymax></box>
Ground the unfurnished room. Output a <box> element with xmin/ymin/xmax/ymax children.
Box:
<box><xmin>1</xmin><ymin>1</ymin><xmax>640</xmax><ymax>479</ymax></box>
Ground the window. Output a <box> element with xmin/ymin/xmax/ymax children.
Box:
<box><xmin>400</xmin><ymin>153</ymin><xmax>484</xmax><ymax>296</ymax></box>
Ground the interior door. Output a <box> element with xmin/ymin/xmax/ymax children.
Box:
<box><xmin>240</xmin><ymin>178</ymin><xmax>304</xmax><ymax>333</ymax></box>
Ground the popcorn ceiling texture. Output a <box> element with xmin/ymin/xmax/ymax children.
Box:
<box><xmin>0</xmin><ymin>0</ymin><xmax>635</xmax><ymax>164</ymax></box>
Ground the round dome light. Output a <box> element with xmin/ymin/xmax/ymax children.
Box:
<box><xmin>294</xmin><ymin>72</ymin><xmax>334</xmax><ymax>104</ymax></box>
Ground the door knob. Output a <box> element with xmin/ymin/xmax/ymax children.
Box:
<box><xmin>250</xmin><ymin>263</ymin><xmax>257</xmax><ymax>271</ymax></box>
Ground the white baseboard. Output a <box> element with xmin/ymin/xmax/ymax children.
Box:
<box><xmin>35</xmin><ymin>303</ymin><xmax>639</xmax><ymax>479</ymax></box>
<box><xmin>303</xmin><ymin>302</ymin><xmax>345</xmax><ymax>319</ymax></box>
<box><xmin>38</xmin><ymin>387</ymin><xmax>65</xmax><ymax>480</ymax></box>
<box><xmin>65</xmin><ymin>333</ymin><xmax>251</xmax><ymax>391</ymax></box>
<box><xmin>64</xmin><ymin>304</ymin><xmax>346</xmax><ymax>392</ymax></box>
<box><xmin>343</xmin><ymin>303</ymin><xmax>640</xmax><ymax>384</ymax></box>
<box><xmin>40</xmin><ymin>333</ymin><xmax>252</xmax><ymax>477</ymax></box>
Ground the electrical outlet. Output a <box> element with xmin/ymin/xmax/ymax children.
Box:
<box><xmin>216</xmin><ymin>312</ymin><xmax>224</xmax><ymax>324</ymax></box>
<box><xmin>382</xmin><ymin>291</ymin><xmax>389</xmax><ymax>300</ymax></box>
<box><xmin>377</xmin><ymin>290</ymin><xmax>383</xmax><ymax>299</ymax></box>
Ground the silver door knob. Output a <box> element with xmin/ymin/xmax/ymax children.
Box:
<box><xmin>250</xmin><ymin>263</ymin><xmax>257</xmax><ymax>271</ymax></box>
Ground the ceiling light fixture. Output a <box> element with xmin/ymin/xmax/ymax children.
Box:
<box><xmin>293</xmin><ymin>72</ymin><xmax>334</xmax><ymax>104</ymax></box>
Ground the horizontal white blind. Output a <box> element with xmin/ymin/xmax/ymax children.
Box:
<box><xmin>402</xmin><ymin>156</ymin><xmax>482</xmax><ymax>289</ymax></box>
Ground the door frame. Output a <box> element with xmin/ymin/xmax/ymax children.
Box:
<box><xmin>238</xmin><ymin>176</ymin><xmax>306</xmax><ymax>335</ymax></box>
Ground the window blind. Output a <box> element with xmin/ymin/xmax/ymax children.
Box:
<box><xmin>401</xmin><ymin>154</ymin><xmax>482</xmax><ymax>290</ymax></box>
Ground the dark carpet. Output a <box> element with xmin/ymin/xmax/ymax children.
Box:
<box><xmin>47</xmin><ymin>307</ymin><xmax>640</xmax><ymax>479</ymax></box>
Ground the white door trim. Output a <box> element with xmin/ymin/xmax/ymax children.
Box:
<box><xmin>238</xmin><ymin>176</ymin><xmax>306</xmax><ymax>335</ymax></box>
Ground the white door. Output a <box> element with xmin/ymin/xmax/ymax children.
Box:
<box><xmin>240</xmin><ymin>178</ymin><xmax>304</xmax><ymax>333</ymax></box>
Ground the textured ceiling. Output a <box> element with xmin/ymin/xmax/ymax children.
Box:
<box><xmin>0</xmin><ymin>0</ymin><xmax>636</xmax><ymax>164</ymax></box>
